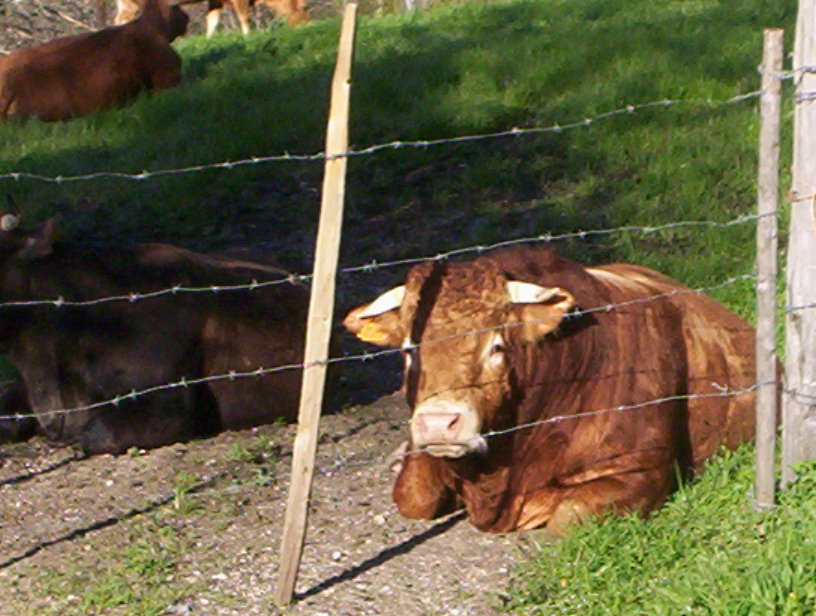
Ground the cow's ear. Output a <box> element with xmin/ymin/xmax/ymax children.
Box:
<box><xmin>507</xmin><ymin>281</ymin><xmax>575</xmax><ymax>342</ymax></box>
<box><xmin>343</xmin><ymin>286</ymin><xmax>406</xmax><ymax>348</ymax></box>
<box><xmin>16</xmin><ymin>216</ymin><xmax>60</xmax><ymax>260</ymax></box>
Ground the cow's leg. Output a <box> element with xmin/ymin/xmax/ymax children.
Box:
<box><xmin>9</xmin><ymin>345</ymin><xmax>74</xmax><ymax>442</ymax></box>
<box><xmin>519</xmin><ymin>467</ymin><xmax>674</xmax><ymax>535</ymax></box>
<box><xmin>79</xmin><ymin>388</ymin><xmax>216</xmax><ymax>455</ymax></box>
<box><xmin>552</xmin><ymin>467</ymin><xmax>674</xmax><ymax>535</ymax></box>
<box><xmin>392</xmin><ymin>450</ymin><xmax>459</xmax><ymax>519</ymax></box>
<box><xmin>113</xmin><ymin>0</ymin><xmax>140</xmax><ymax>24</ymax></box>
<box><xmin>231</xmin><ymin>0</ymin><xmax>252</xmax><ymax>35</ymax></box>
<box><xmin>206</xmin><ymin>8</ymin><xmax>223</xmax><ymax>37</ymax></box>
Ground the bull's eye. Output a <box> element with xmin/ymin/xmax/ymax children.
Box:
<box><xmin>484</xmin><ymin>334</ymin><xmax>506</xmax><ymax>369</ymax></box>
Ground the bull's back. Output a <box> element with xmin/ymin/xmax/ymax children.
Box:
<box><xmin>590</xmin><ymin>264</ymin><xmax>756</xmax><ymax>470</ymax></box>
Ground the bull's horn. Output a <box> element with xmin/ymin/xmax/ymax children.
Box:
<box><xmin>358</xmin><ymin>285</ymin><xmax>405</xmax><ymax>318</ymax></box>
<box><xmin>506</xmin><ymin>281</ymin><xmax>562</xmax><ymax>304</ymax></box>
<box><xmin>0</xmin><ymin>213</ymin><xmax>20</xmax><ymax>231</ymax></box>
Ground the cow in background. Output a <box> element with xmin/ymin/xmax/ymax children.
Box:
<box><xmin>0</xmin><ymin>213</ymin><xmax>320</xmax><ymax>455</ymax></box>
<box><xmin>0</xmin><ymin>0</ymin><xmax>188</xmax><ymax>122</ymax></box>
<box><xmin>345</xmin><ymin>246</ymin><xmax>756</xmax><ymax>534</ymax></box>
<box><xmin>115</xmin><ymin>0</ymin><xmax>308</xmax><ymax>37</ymax></box>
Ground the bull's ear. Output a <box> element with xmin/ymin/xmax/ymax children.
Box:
<box><xmin>343</xmin><ymin>285</ymin><xmax>406</xmax><ymax>348</ymax></box>
<box><xmin>16</xmin><ymin>215</ymin><xmax>60</xmax><ymax>260</ymax></box>
<box><xmin>507</xmin><ymin>281</ymin><xmax>575</xmax><ymax>342</ymax></box>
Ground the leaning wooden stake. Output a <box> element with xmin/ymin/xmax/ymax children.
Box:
<box><xmin>754</xmin><ymin>28</ymin><xmax>782</xmax><ymax>511</ymax></box>
<box><xmin>784</xmin><ymin>0</ymin><xmax>816</xmax><ymax>487</ymax></box>
<box><xmin>274</xmin><ymin>2</ymin><xmax>358</xmax><ymax>607</ymax></box>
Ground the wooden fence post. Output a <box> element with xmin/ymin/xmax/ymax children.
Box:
<box><xmin>754</xmin><ymin>28</ymin><xmax>783</xmax><ymax>510</ymax></box>
<box><xmin>784</xmin><ymin>0</ymin><xmax>816</xmax><ymax>487</ymax></box>
<box><xmin>274</xmin><ymin>2</ymin><xmax>358</xmax><ymax>607</ymax></box>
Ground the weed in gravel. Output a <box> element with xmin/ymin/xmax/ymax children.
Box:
<box><xmin>172</xmin><ymin>471</ymin><xmax>203</xmax><ymax>515</ymax></box>
<box><xmin>37</xmin><ymin>518</ymin><xmax>202</xmax><ymax>616</ymax></box>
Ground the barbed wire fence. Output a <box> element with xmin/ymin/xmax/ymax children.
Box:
<box><xmin>0</xmin><ymin>21</ymin><xmax>808</xmax><ymax>604</ymax></box>
<box><xmin>0</xmin><ymin>89</ymin><xmax>787</xmax><ymax>474</ymax></box>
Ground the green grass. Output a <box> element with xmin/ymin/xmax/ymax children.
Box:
<box><xmin>507</xmin><ymin>448</ymin><xmax>816</xmax><ymax>615</ymax></box>
<box><xmin>39</xmin><ymin>517</ymin><xmax>201</xmax><ymax>616</ymax></box>
<box><xmin>0</xmin><ymin>0</ymin><xmax>797</xmax><ymax>319</ymax></box>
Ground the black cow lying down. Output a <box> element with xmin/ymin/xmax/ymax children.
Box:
<box><xmin>0</xmin><ymin>214</ymin><xmax>317</xmax><ymax>455</ymax></box>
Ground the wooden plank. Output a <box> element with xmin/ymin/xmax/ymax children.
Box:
<box><xmin>784</xmin><ymin>0</ymin><xmax>816</xmax><ymax>487</ymax></box>
<box><xmin>754</xmin><ymin>28</ymin><xmax>783</xmax><ymax>510</ymax></box>
<box><xmin>274</xmin><ymin>2</ymin><xmax>358</xmax><ymax>607</ymax></box>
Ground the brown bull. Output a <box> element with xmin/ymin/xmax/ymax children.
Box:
<box><xmin>115</xmin><ymin>0</ymin><xmax>308</xmax><ymax>37</ymax></box>
<box><xmin>0</xmin><ymin>0</ymin><xmax>188</xmax><ymax>122</ymax></box>
<box><xmin>0</xmin><ymin>213</ymin><xmax>320</xmax><ymax>456</ymax></box>
<box><xmin>344</xmin><ymin>246</ymin><xmax>756</xmax><ymax>534</ymax></box>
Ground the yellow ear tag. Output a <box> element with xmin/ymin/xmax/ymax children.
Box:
<box><xmin>358</xmin><ymin>321</ymin><xmax>389</xmax><ymax>344</ymax></box>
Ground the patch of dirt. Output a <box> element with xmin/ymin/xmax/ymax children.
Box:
<box><xmin>0</xmin><ymin>393</ymin><xmax>521</xmax><ymax>615</ymax></box>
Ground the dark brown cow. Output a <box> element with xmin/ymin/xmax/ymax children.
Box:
<box><xmin>115</xmin><ymin>0</ymin><xmax>309</xmax><ymax>37</ymax></box>
<box><xmin>0</xmin><ymin>0</ymin><xmax>188</xmax><ymax>122</ymax></box>
<box><xmin>344</xmin><ymin>246</ymin><xmax>756</xmax><ymax>534</ymax></box>
<box><xmin>0</xmin><ymin>213</ymin><xmax>315</xmax><ymax>455</ymax></box>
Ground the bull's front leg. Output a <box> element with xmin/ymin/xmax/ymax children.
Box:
<box><xmin>392</xmin><ymin>448</ymin><xmax>460</xmax><ymax>520</ymax></box>
<box><xmin>9</xmin><ymin>344</ymin><xmax>71</xmax><ymax>442</ymax></box>
<box><xmin>519</xmin><ymin>466</ymin><xmax>675</xmax><ymax>536</ymax></box>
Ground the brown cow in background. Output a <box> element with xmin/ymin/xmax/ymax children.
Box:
<box><xmin>345</xmin><ymin>246</ymin><xmax>757</xmax><ymax>534</ymax></box>
<box><xmin>115</xmin><ymin>0</ymin><xmax>308</xmax><ymax>37</ymax></box>
<box><xmin>0</xmin><ymin>0</ymin><xmax>188</xmax><ymax>122</ymax></box>
<box><xmin>0</xmin><ymin>213</ymin><xmax>319</xmax><ymax>455</ymax></box>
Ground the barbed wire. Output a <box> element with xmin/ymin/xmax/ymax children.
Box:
<box><xmin>0</xmin><ymin>212</ymin><xmax>765</xmax><ymax>310</ymax></box>
<box><xmin>783</xmin><ymin>386</ymin><xmax>816</xmax><ymax>403</ymax></box>
<box><xmin>0</xmin><ymin>92</ymin><xmax>760</xmax><ymax>185</ymax></box>
<box><xmin>341</xmin><ymin>213</ymin><xmax>768</xmax><ymax>276</ymax></box>
<box><xmin>0</xmin><ymin>272</ymin><xmax>754</xmax><ymax>423</ymax></box>
<box><xmin>785</xmin><ymin>301</ymin><xmax>816</xmax><ymax>314</ymax></box>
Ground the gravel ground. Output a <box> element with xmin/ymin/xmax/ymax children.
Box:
<box><xmin>0</xmin><ymin>393</ymin><xmax>522</xmax><ymax>615</ymax></box>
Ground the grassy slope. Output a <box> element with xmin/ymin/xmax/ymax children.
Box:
<box><xmin>508</xmin><ymin>450</ymin><xmax>816</xmax><ymax>615</ymax></box>
<box><xmin>0</xmin><ymin>0</ymin><xmax>796</xmax><ymax>316</ymax></box>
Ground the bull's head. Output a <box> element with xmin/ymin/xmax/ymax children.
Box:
<box><xmin>167</xmin><ymin>2</ymin><xmax>190</xmax><ymax>41</ymax></box>
<box><xmin>138</xmin><ymin>0</ymin><xmax>189</xmax><ymax>41</ymax></box>
<box><xmin>344</xmin><ymin>260</ymin><xmax>575</xmax><ymax>459</ymax></box>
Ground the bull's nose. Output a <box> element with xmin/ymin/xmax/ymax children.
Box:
<box><xmin>414</xmin><ymin>412</ymin><xmax>463</xmax><ymax>445</ymax></box>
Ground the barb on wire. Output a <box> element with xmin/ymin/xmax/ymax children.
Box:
<box><xmin>0</xmin><ymin>213</ymin><xmax>766</xmax><ymax>310</ymax></box>
<box><xmin>783</xmin><ymin>387</ymin><xmax>816</xmax><ymax>403</ymax></box>
<box><xmin>2</xmin><ymin>272</ymin><xmax>754</xmax><ymax>423</ymax></box>
<box><xmin>785</xmin><ymin>301</ymin><xmax>816</xmax><ymax>314</ymax></box>
<box><xmin>0</xmin><ymin>92</ymin><xmax>760</xmax><ymax>185</ymax></box>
